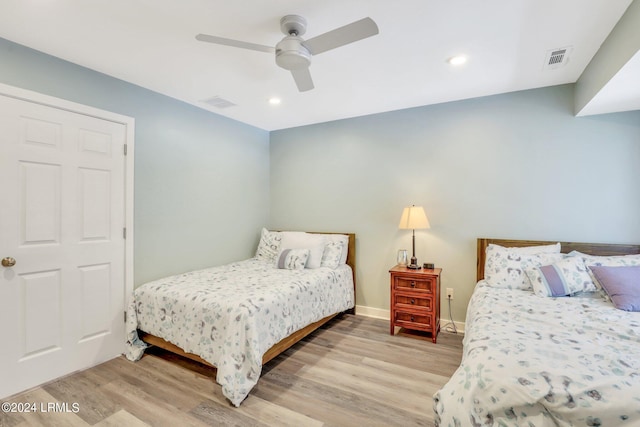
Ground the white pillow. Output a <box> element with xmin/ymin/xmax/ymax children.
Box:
<box><xmin>280</xmin><ymin>232</ymin><xmax>327</xmax><ymax>269</ymax></box>
<box><xmin>484</xmin><ymin>243</ymin><xmax>562</xmax><ymax>290</ymax></box>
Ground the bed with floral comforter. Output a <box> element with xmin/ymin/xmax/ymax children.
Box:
<box><xmin>434</xmin><ymin>281</ymin><xmax>640</xmax><ymax>426</ymax></box>
<box><xmin>125</xmin><ymin>258</ymin><xmax>354</xmax><ymax>406</ymax></box>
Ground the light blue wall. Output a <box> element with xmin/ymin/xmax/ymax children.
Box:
<box><xmin>4</xmin><ymin>36</ymin><xmax>639</xmax><ymax>324</ymax></box>
<box><xmin>0</xmin><ymin>37</ymin><xmax>270</xmax><ymax>285</ymax></box>
<box><xmin>270</xmin><ymin>85</ymin><xmax>640</xmax><ymax>323</ymax></box>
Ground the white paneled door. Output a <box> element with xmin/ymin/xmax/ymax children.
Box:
<box><xmin>0</xmin><ymin>93</ymin><xmax>128</xmax><ymax>398</ymax></box>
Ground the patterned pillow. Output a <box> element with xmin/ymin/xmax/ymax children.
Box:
<box><xmin>571</xmin><ymin>251</ymin><xmax>640</xmax><ymax>268</ymax></box>
<box><xmin>321</xmin><ymin>240</ymin><xmax>345</xmax><ymax>269</ymax></box>
<box><xmin>484</xmin><ymin>244</ymin><xmax>561</xmax><ymax>278</ymax></box>
<box><xmin>255</xmin><ymin>228</ymin><xmax>282</xmax><ymax>262</ymax></box>
<box><xmin>275</xmin><ymin>248</ymin><xmax>309</xmax><ymax>270</ymax></box>
<box><xmin>526</xmin><ymin>256</ymin><xmax>595</xmax><ymax>297</ymax></box>
<box><xmin>324</xmin><ymin>234</ymin><xmax>349</xmax><ymax>265</ymax></box>
<box><xmin>487</xmin><ymin>243</ymin><xmax>560</xmax><ymax>256</ymax></box>
<box><xmin>485</xmin><ymin>244</ymin><xmax>563</xmax><ymax>290</ymax></box>
<box><xmin>568</xmin><ymin>251</ymin><xmax>640</xmax><ymax>292</ymax></box>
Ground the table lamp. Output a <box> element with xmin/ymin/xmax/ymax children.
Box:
<box><xmin>398</xmin><ymin>205</ymin><xmax>430</xmax><ymax>269</ymax></box>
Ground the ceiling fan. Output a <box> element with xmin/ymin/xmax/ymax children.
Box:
<box><xmin>196</xmin><ymin>15</ymin><xmax>379</xmax><ymax>92</ymax></box>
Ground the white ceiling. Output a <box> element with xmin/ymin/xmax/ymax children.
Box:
<box><xmin>0</xmin><ymin>0</ymin><xmax>636</xmax><ymax>131</ymax></box>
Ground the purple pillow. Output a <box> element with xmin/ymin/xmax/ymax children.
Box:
<box><xmin>589</xmin><ymin>266</ymin><xmax>640</xmax><ymax>311</ymax></box>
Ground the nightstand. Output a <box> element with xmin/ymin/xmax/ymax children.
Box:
<box><xmin>389</xmin><ymin>265</ymin><xmax>441</xmax><ymax>343</ymax></box>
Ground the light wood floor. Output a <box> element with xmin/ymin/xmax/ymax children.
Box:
<box><xmin>1</xmin><ymin>315</ymin><xmax>463</xmax><ymax>427</ymax></box>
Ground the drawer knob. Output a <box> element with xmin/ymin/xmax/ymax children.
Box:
<box><xmin>410</xmin><ymin>281</ymin><xmax>416</xmax><ymax>288</ymax></box>
<box><xmin>410</xmin><ymin>299</ymin><xmax>415</xmax><ymax>304</ymax></box>
<box><xmin>410</xmin><ymin>315</ymin><xmax>415</xmax><ymax>322</ymax></box>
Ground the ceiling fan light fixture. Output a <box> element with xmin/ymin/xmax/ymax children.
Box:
<box><xmin>447</xmin><ymin>55</ymin><xmax>468</xmax><ymax>66</ymax></box>
<box><xmin>275</xmin><ymin>36</ymin><xmax>312</xmax><ymax>70</ymax></box>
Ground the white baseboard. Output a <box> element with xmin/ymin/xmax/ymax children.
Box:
<box><xmin>355</xmin><ymin>305</ymin><xmax>465</xmax><ymax>334</ymax></box>
<box><xmin>355</xmin><ymin>305</ymin><xmax>389</xmax><ymax>320</ymax></box>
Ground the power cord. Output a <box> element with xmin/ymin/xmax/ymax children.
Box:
<box><xmin>442</xmin><ymin>295</ymin><xmax>458</xmax><ymax>334</ymax></box>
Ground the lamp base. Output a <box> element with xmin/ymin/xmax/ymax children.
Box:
<box><xmin>407</xmin><ymin>255</ymin><xmax>421</xmax><ymax>269</ymax></box>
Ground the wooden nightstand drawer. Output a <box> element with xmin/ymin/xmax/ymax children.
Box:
<box><xmin>394</xmin><ymin>277</ymin><xmax>434</xmax><ymax>293</ymax></box>
<box><xmin>394</xmin><ymin>294</ymin><xmax>433</xmax><ymax>311</ymax></box>
<box><xmin>394</xmin><ymin>311</ymin><xmax>432</xmax><ymax>328</ymax></box>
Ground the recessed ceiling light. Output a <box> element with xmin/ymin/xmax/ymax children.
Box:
<box><xmin>268</xmin><ymin>97</ymin><xmax>281</xmax><ymax>105</ymax></box>
<box><xmin>447</xmin><ymin>55</ymin><xmax>467</xmax><ymax>66</ymax></box>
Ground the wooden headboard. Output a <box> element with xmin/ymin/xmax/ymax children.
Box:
<box><xmin>477</xmin><ymin>238</ymin><xmax>640</xmax><ymax>281</ymax></box>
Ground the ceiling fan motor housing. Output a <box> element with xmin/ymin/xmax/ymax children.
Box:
<box><xmin>275</xmin><ymin>36</ymin><xmax>311</xmax><ymax>70</ymax></box>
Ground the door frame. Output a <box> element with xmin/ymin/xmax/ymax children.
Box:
<box><xmin>0</xmin><ymin>82</ymin><xmax>135</xmax><ymax>313</ymax></box>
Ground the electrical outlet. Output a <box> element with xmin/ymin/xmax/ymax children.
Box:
<box><xmin>446</xmin><ymin>288</ymin><xmax>454</xmax><ymax>299</ymax></box>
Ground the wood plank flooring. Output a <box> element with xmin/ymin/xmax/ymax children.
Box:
<box><xmin>0</xmin><ymin>315</ymin><xmax>463</xmax><ymax>427</ymax></box>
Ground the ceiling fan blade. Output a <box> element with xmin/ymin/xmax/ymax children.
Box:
<box><xmin>291</xmin><ymin>67</ymin><xmax>314</xmax><ymax>92</ymax></box>
<box><xmin>195</xmin><ymin>34</ymin><xmax>274</xmax><ymax>53</ymax></box>
<box><xmin>303</xmin><ymin>17</ymin><xmax>378</xmax><ymax>55</ymax></box>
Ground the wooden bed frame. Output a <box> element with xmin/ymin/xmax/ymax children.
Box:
<box><xmin>477</xmin><ymin>237</ymin><xmax>640</xmax><ymax>281</ymax></box>
<box><xmin>138</xmin><ymin>232</ymin><xmax>356</xmax><ymax>367</ymax></box>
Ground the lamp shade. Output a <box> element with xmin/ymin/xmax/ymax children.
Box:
<box><xmin>398</xmin><ymin>206</ymin><xmax>430</xmax><ymax>230</ymax></box>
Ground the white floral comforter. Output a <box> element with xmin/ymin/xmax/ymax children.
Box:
<box><xmin>434</xmin><ymin>281</ymin><xmax>640</xmax><ymax>426</ymax></box>
<box><xmin>125</xmin><ymin>258</ymin><xmax>354</xmax><ymax>406</ymax></box>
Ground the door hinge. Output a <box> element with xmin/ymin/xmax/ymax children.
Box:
<box><xmin>123</xmin><ymin>144</ymin><xmax>128</xmax><ymax>156</ymax></box>
<box><xmin>124</xmin><ymin>311</ymin><xmax>127</xmax><ymax>322</ymax></box>
<box><xmin>123</xmin><ymin>227</ymin><xmax>127</xmax><ymax>239</ymax></box>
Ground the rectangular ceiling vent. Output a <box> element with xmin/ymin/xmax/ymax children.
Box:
<box><xmin>202</xmin><ymin>96</ymin><xmax>237</xmax><ymax>109</ymax></box>
<box><xmin>544</xmin><ymin>46</ymin><xmax>573</xmax><ymax>70</ymax></box>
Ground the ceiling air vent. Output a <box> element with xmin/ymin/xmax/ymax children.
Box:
<box><xmin>543</xmin><ymin>46</ymin><xmax>573</xmax><ymax>70</ymax></box>
<box><xmin>202</xmin><ymin>96</ymin><xmax>237</xmax><ymax>109</ymax></box>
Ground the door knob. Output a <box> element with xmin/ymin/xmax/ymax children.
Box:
<box><xmin>2</xmin><ymin>257</ymin><xmax>16</xmax><ymax>267</ymax></box>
